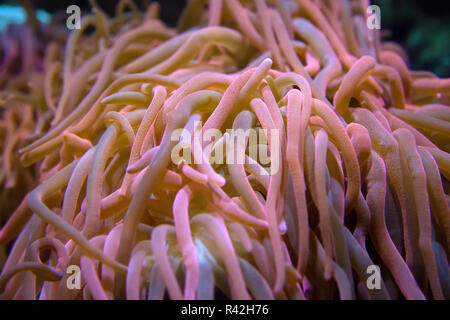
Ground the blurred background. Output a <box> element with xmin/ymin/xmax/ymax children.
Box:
<box><xmin>0</xmin><ymin>0</ymin><xmax>449</xmax><ymax>77</ymax></box>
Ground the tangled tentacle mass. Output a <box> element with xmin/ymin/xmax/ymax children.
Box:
<box><xmin>0</xmin><ymin>0</ymin><xmax>449</xmax><ymax>300</ymax></box>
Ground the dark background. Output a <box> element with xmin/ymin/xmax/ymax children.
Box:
<box><xmin>3</xmin><ymin>0</ymin><xmax>450</xmax><ymax>77</ymax></box>
<box><xmin>371</xmin><ymin>0</ymin><xmax>450</xmax><ymax>77</ymax></box>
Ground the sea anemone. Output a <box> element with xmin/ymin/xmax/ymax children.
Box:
<box><xmin>0</xmin><ymin>0</ymin><xmax>449</xmax><ymax>300</ymax></box>
<box><xmin>0</xmin><ymin>2</ymin><xmax>66</xmax><ymax>230</ymax></box>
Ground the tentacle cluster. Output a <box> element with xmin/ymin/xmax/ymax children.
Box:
<box><xmin>0</xmin><ymin>5</ymin><xmax>66</xmax><ymax>231</ymax></box>
<box><xmin>0</xmin><ymin>0</ymin><xmax>449</xmax><ymax>300</ymax></box>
